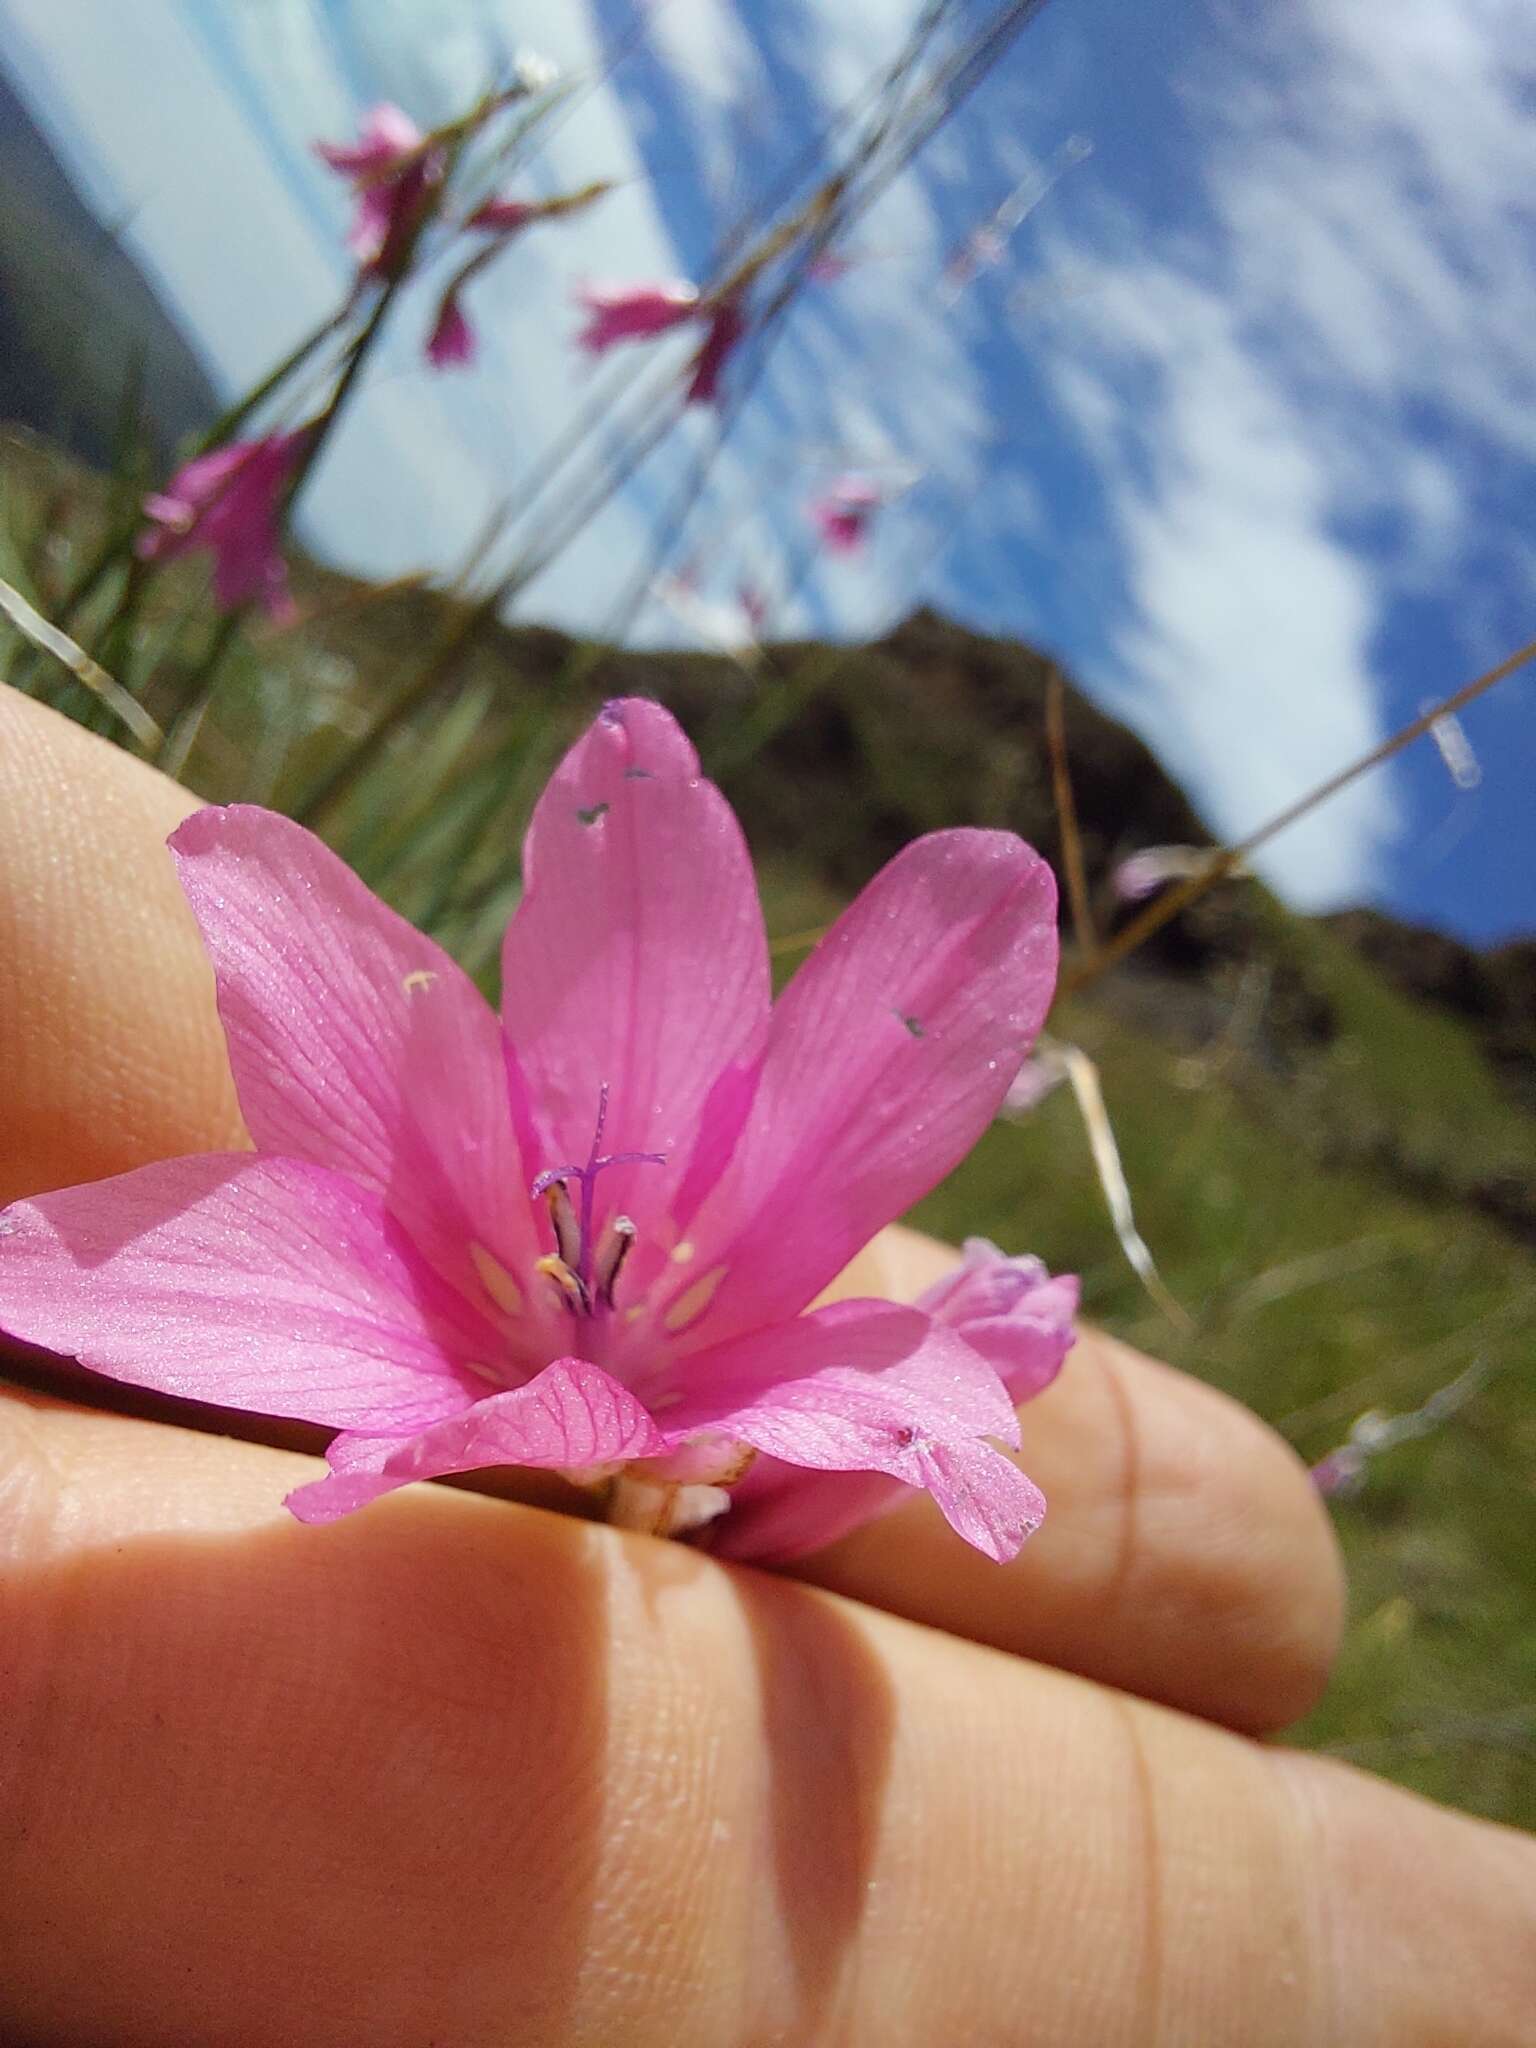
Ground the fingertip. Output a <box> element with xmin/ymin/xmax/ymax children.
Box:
<box><xmin>1273</xmin><ymin>1747</ymin><xmax>1536</xmax><ymax>2044</ymax></box>
<box><xmin>1092</xmin><ymin>1333</ymin><xmax>1347</xmax><ymax>1732</ymax></box>
<box><xmin>786</xmin><ymin>1324</ymin><xmax>1346</xmax><ymax>1735</ymax></box>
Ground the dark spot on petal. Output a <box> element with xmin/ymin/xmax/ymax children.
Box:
<box><xmin>576</xmin><ymin>802</ymin><xmax>610</xmax><ymax>826</ymax></box>
<box><xmin>898</xmin><ymin>1011</ymin><xmax>924</xmax><ymax>1038</ymax></box>
<box><xmin>893</xmin><ymin>1425</ymin><xmax>917</xmax><ymax>1448</ymax></box>
<box><xmin>623</xmin><ymin>766</ymin><xmax>654</xmax><ymax>780</ymax></box>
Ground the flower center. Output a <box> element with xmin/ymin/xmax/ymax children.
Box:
<box><xmin>530</xmin><ymin>1084</ymin><xmax>665</xmax><ymax>1316</ymax></box>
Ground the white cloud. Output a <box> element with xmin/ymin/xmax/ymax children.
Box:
<box><xmin>640</xmin><ymin>0</ymin><xmax>769</xmax><ymax>109</ymax></box>
<box><xmin>1027</xmin><ymin>0</ymin><xmax>1536</xmax><ymax>904</ymax></box>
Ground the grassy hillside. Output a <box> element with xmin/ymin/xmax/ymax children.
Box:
<box><xmin>3</xmin><ymin>424</ymin><xmax>1534</xmax><ymax>1825</ymax></box>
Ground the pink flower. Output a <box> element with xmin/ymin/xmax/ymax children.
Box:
<box><xmin>316</xmin><ymin>104</ymin><xmax>441</xmax><ymax>276</ymax></box>
<box><xmin>426</xmin><ymin>291</ymin><xmax>475</xmax><ymax>369</ymax></box>
<box><xmin>137</xmin><ymin>431</ymin><xmax>308</xmax><ymax>620</ymax></box>
<box><xmin>574</xmin><ymin>279</ymin><xmax>702</xmax><ymax>352</ymax></box>
<box><xmin>809</xmin><ymin>474</ymin><xmax>884</xmax><ymax>555</ymax></box>
<box><xmin>0</xmin><ymin>702</ymin><xmax>1068</xmax><ymax>1562</ymax></box>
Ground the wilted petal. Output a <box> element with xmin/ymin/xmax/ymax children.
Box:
<box><xmin>501</xmin><ymin>698</ymin><xmax>769</xmax><ymax>1236</ymax></box>
<box><xmin>285</xmin><ymin>1358</ymin><xmax>664</xmax><ymax>1522</ymax></box>
<box><xmin>667</xmin><ymin>1300</ymin><xmax>1043</xmax><ymax>1561</ymax></box>
<box><xmin>669</xmin><ymin>830</ymin><xmax>1058</xmax><ymax>1347</ymax></box>
<box><xmin>171</xmin><ymin>806</ymin><xmax>541</xmax><ymax>1313</ymax></box>
<box><xmin>919</xmin><ymin>1237</ymin><xmax>1078</xmax><ymax>1404</ymax></box>
<box><xmin>0</xmin><ymin>1155</ymin><xmax>493</xmax><ymax>1430</ymax></box>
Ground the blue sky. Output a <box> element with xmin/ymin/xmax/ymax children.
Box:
<box><xmin>2</xmin><ymin>0</ymin><xmax>1533</xmax><ymax>938</ymax></box>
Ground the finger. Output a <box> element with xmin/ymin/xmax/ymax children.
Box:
<box><xmin>809</xmin><ymin>1229</ymin><xmax>1345</xmax><ymax>1735</ymax></box>
<box><xmin>2</xmin><ymin>1392</ymin><xmax>1531</xmax><ymax>2048</ymax></box>
<box><xmin>0</xmin><ymin>686</ymin><xmax>243</xmax><ymax>1204</ymax></box>
<box><xmin>0</xmin><ymin>686</ymin><xmax>1340</xmax><ymax>1731</ymax></box>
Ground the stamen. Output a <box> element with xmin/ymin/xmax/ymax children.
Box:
<box><xmin>536</xmin><ymin>1253</ymin><xmax>591</xmax><ymax>1316</ymax></box>
<box><xmin>594</xmin><ymin>1215</ymin><xmax>637</xmax><ymax>1308</ymax></box>
<box><xmin>527</xmin><ymin>1082</ymin><xmax>666</xmax><ymax>1312</ymax></box>
<box><xmin>543</xmin><ymin>1180</ymin><xmax>583</xmax><ymax>1271</ymax></box>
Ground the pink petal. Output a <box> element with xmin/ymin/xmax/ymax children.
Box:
<box><xmin>170</xmin><ymin>807</ymin><xmax>542</xmax><ymax>1317</ymax></box>
<box><xmin>0</xmin><ymin>1156</ymin><xmax>494</xmax><ymax>1430</ymax></box>
<box><xmin>315</xmin><ymin>103</ymin><xmax>423</xmax><ymax>176</ymax></box>
<box><xmin>426</xmin><ymin>292</ymin><xmax>475</xmax><ymax>368</ymax></box>
<box><xmin>669</xmin><ymin>1300</ymin><xmax>1043</xmax><ymax>1562</ymax></box>
<box><xmin>208</xmin><ymin>525</ymin><xmax>287</xmax><ymax>615</ymax></box>
<box><xmin>573</xmin><ymin>281</ymin><xmax>700</xmax><ymax>351</ymax></box>
<box><xmin>285</xmin><ymin>1358</ymin><xmax>664</xmax><ymax>1522</ymax></box>
<box><xmin>469</xmin><ymin>196</ymin><xmax>533</xmax><ymax>233</ymax></box>
<box><xmin>500</xmin><ymin>699</ymin><xmax>769</xmax><ymax>1240</ymax></box>
<box><xmin>714</xmin><ymin>1462</ymin><xmax>904</xmax><ymax>1564</ymax></box>
<box><xmin>664</xmin><ymin>830</ymin><xmax>1058</xmax><ymax>1348</ymax></box>
<box><xmin>685</xmin><ymin>300</ymin><xmax>743</xmax><ymax>404</ymax></box>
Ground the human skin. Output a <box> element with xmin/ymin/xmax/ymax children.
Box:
<box><xmin>0</xmin><ymin>684</ymin><xmax>1532</xmax><ymax>2046</ymax></box>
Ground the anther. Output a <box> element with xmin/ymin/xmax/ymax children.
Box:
<box><xmin>528</xmin><ymin>1083</ymin><xmax>666</xmax><ymax>1312</ymax></box>
<box><xmin>594</xmin><ymin>1215</ymin><xmax>637</xmax><ymax>1308</ymax></box>
<box><xmin>536</xmin><ymin>1253</ymin><xmax>591</xmax><ymax>1317</ymax></box>
<box><xmin>543</xmin><ymin>1180</ymin><xmax>583</xmax><ymax>1271</ymax></box>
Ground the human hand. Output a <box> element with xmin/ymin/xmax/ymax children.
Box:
<box><xmin>1</xmin><ymin>688</ymin><xmax>1531</xmax><ymax>2046</ymax></box>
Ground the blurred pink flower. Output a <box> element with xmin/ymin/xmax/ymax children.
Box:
<box><xmin>1111</xmin><ymin>845</ymin><xmax>1248</xmax><ymax>902</ymax></box>
<box><xmin>574</xmin><ymin>282</ymin><xmax>743</xmax><ymax>404</ymax></box>
<box><xmin>1310</xmin><ymin>1446</ymin><xmax>1366</xmax><ymax>1499</ymax></box>
<box><xmin>137</xmin><ymin>430</ymin><xmax>308</xmax><ymax>620</ymax></box>
<box><xmin>0</xmin><ymin>701</ymin><xmax>1069</xmax><ymax>1563</ymax></box>
<box><xmin>738</xmin><ymin>580</ymin><xmax>769</xmax><ymax>636</ymax></box>
<box><xmin>468</xmin><ymin>196</ymin><xmax>535</xmax><ymax>234</ymax></box>
<box><xmin>426</xmin><ymin>291</ymin><xmax>475</xmax><ymax>369</ymax></box>
<box><xmin>809</xmin><ymin>474</ymin><xmax>884</xmax><ymax>555</ymax></box>
<box><xmin>316</xmin><ymin>103</ymin><xmax>441</xmax><ymax>276</ymax></box>
<box><xmin>1001</xmin><ymin>1048</ymin><xmax>1067</xmax><ymax>1119</ymax></box>
<box><xmin>575</xmin><ymin>279</ymin><xmax>701</xmax><ymax>351</ymax></box>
